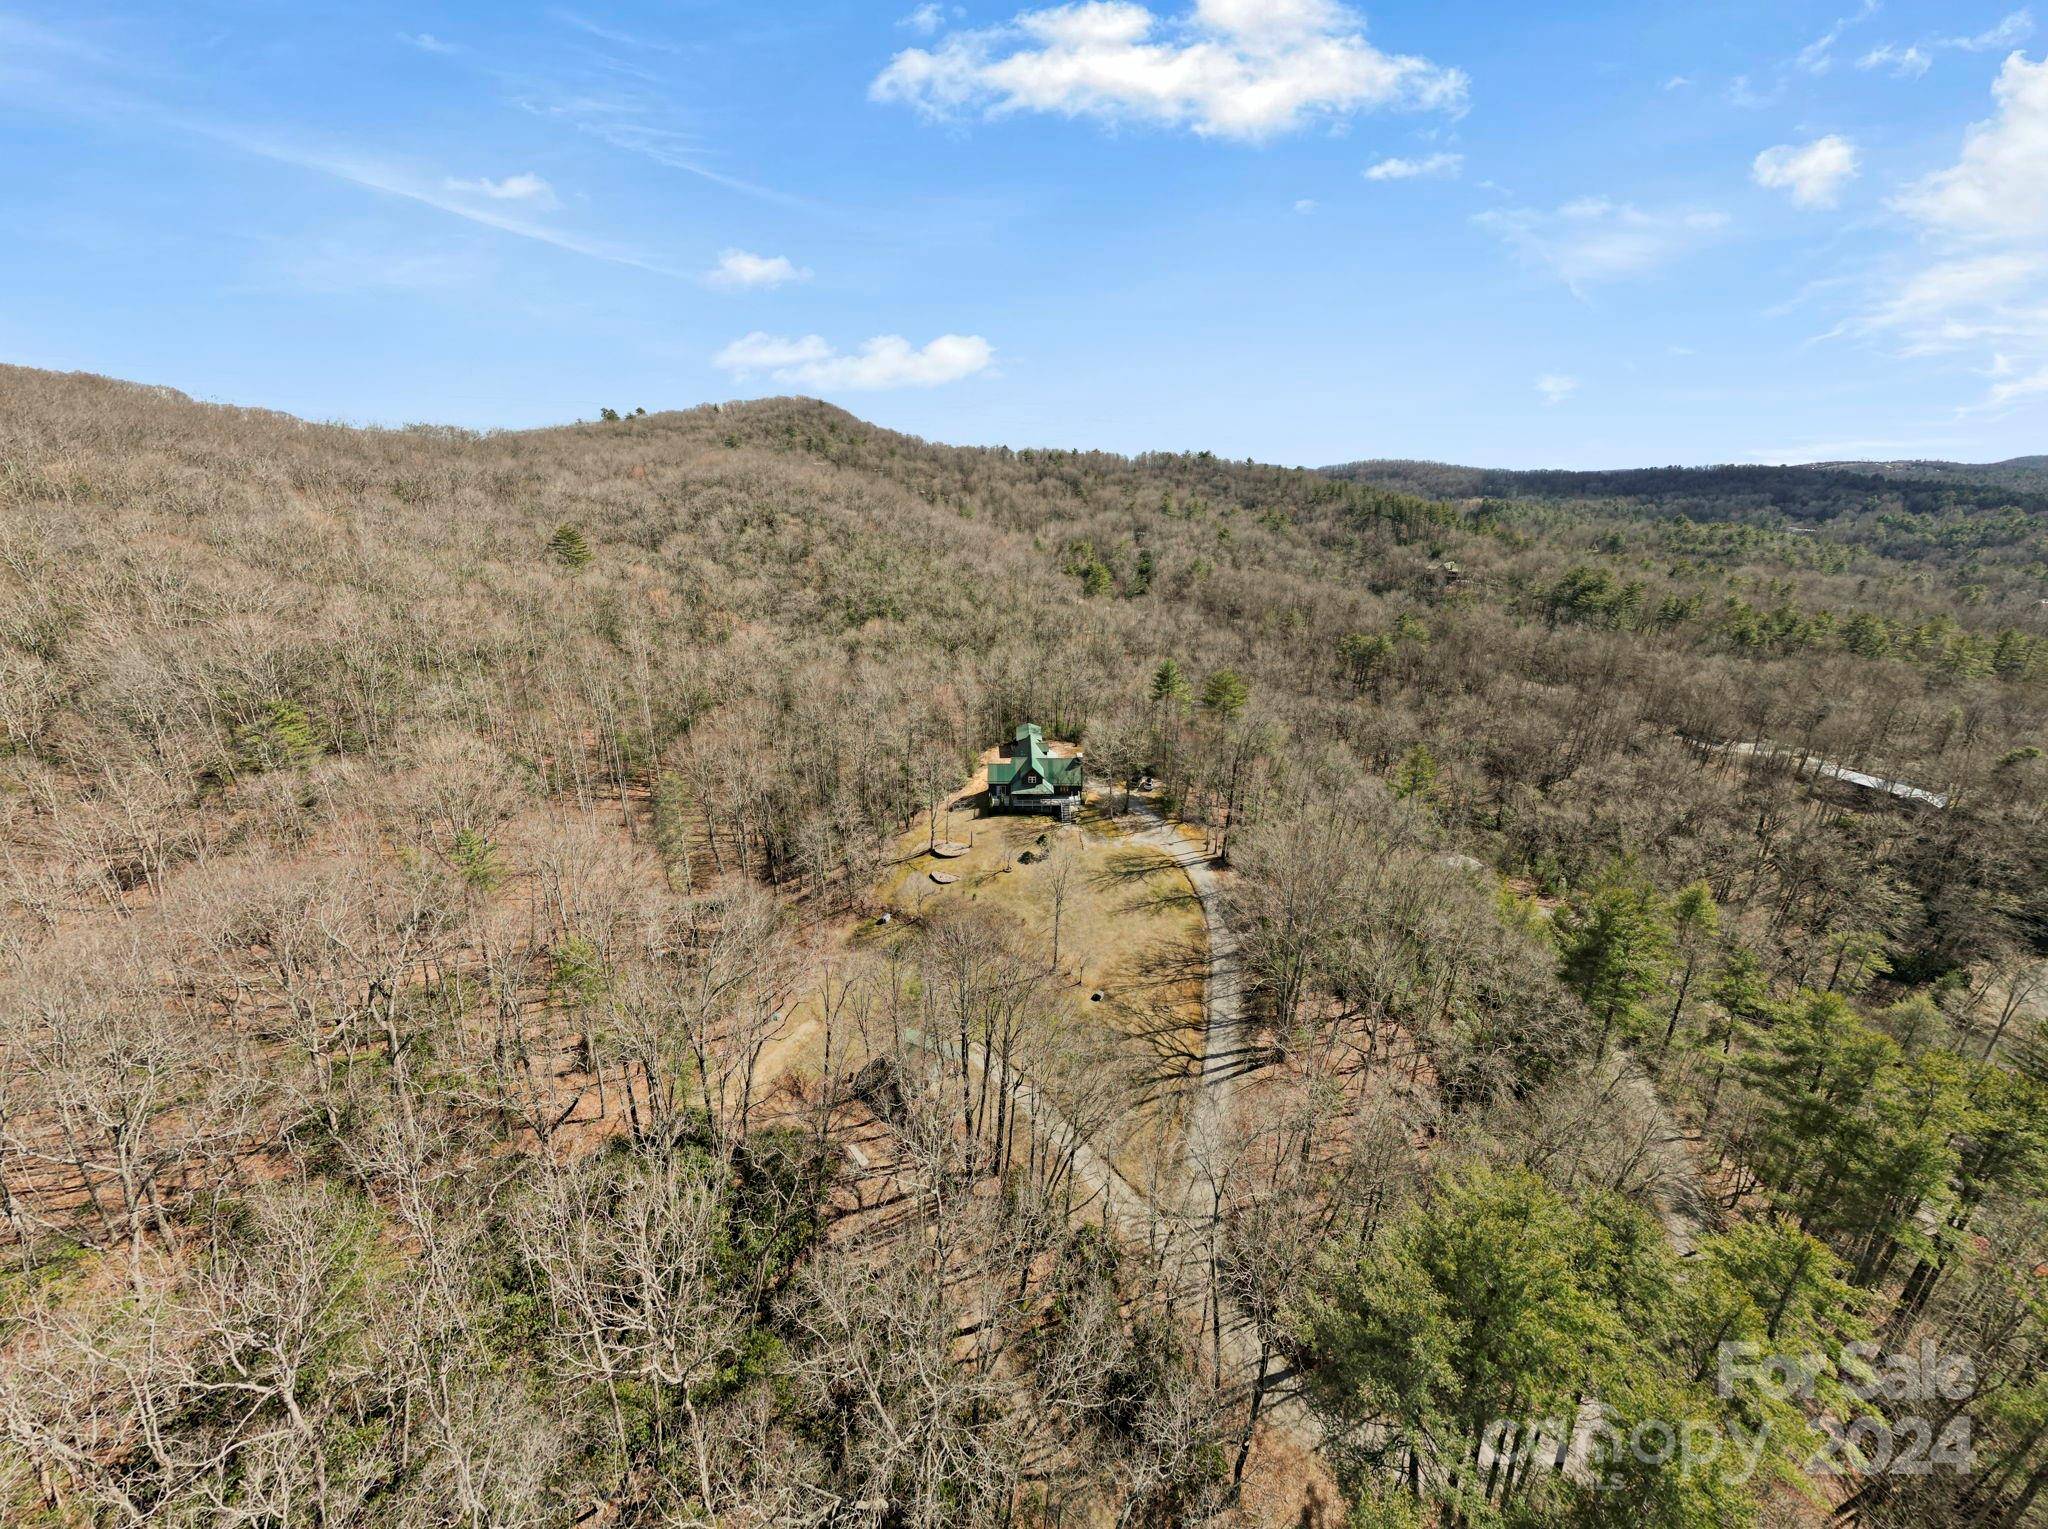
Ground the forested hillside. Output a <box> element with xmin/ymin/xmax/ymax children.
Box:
<box><xmin>2</xmin><ymin>364</ymin><xmax>2045</xmax><ymax>1527</ymax></box>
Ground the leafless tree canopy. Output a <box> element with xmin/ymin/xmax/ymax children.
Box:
<box><xmin>1</xmin><ymin>366</ymin><xmax>2045</xmax><ymax>1525</ymax></box>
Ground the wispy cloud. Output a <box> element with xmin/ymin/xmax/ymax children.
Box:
<box><xmin>1941</xmin><ymin>9</ymin><xmax>2035</xmax><ymax>51</ymax></box>
<box><xmin>548</xmin><ymin>9</ymin><xmax>685</xmax><ymax>55</ymax></box>
<box><xmin>871</xmin><ymin>0</ymin><xmax>1469</xmax><ymax>141</ymax></box>
<box><xmin>1983</xmin><ymin>356</ymin><xmax>2048</xmax><ymax>407</ymax></box>
<box><xmin>0</xmin><ymin>12</ymin><xmax>116</xmax><ymax>66</ymax></box>
<box><xmin>0</xmin><ymin>15</ymin><xmax>694</xmax><ymax>278</ymax></box>
<box><xmin>1536</xmin><ymin>373</ymin><xmax>1578</xmax><ymax>406</ymax></box>
<box><xmin>400</xmin><ymin>32</ymin><xmax>458</xmax><ymax>55</ymax></box>
<box><xmin>1852</xmin><ymin>10</ymin><xmax>2032</xmax><ymax>80</ymax></box>
<box><xmin>1363</xmin><ymin>151</ymin><xmax>1462</xmax><ymax>181</ymax></box>
<box><xmin>1293</xmin><ymin>197</ymin><xmax>1318</xmax><ymax>214</ymax></box>
<box><xmin>1753</xmin><ymin>136</ymin><xmax>1859</xmax><ymax>209</ymax></box>
<box><xmin>713</xmin><ymin>331</ymin><xmax>996</xmax><ymax>389</ymax></box>
<box><xmin>443</xmin><ymin>172</ymin><xmax>560</xmax><ymax>208</ymax></box>
<box><xmin>511</xmin><ymin>90</ymin><xmax>809</xmax><ymax>207</ymax></box>
<box><xmin>202</xmin><ymin>127</ymin><xmax>684</xmax><ymax>276</ymax></box>
<box><xmin>1477</xmin><ymin>197</ymin><xmax>1729</xmax><ymax>293</ymax></box>
<box><xmin>402</xmin><ymin>12</ymin><xmax>792</xmax><ymax>205</ymax></box>
<box><xmin>1727</xmin><ymin>74</ymin><xmax>1783</xmax><ymax>110</ymax></box>
<box><xmin>1738</xmin><ymin>435</ymin><xmax>1975</xmax><ymax>464</ymax></box>
<box><xmin>704</xmin><ymin>249</ymin><xmax>812</xmax><ymax>289</ymax></box>
<box><xmin>1862</xmin><ymin>253</ymin><xmax>2038</xmax><ymax>350</ymax></box>
<box><xmin>1794</xmin><ymin>0</ymin><xmax>1880</xmax><ymax>76</ymax></box>
<box><xmin>1725</xmin><ymin>3</ymin><xmax>1886</xmax><ymax>106</ymax></box>
<box><xmin>1857</xmin><ymin>43</ymin><xmax>1932</xmax><ymax>79</ymax></box>
<box><xmin>265</xmin><ymin>234</ymin><xmax>493</xmax><ymax>295</ymax></box>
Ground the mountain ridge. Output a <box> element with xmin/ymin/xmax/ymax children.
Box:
<box><xmin>1319</xmin><ymin>455</ymin><xmax>2048</xmax><ymax>517</ymax></box>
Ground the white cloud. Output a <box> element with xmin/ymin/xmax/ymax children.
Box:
<box><xmin>900</xmin><ymin>3</ymin><xmax>951</xmax><ymax>33</ymax></box>
<box><xmin>1476</xmin><ymin>198</ymin><xmax>1729</xmax><ymax>291</ymax></box>
<box><xmin>713</xmin><ymin>331</ymin><xmax>996</xmax><ymax>389</ymax></box>
<box><xmin>716</xmin><ymin>334</ymin><xmax>835</xmax><ymax>371</ymax></box>
<box><xmin>1363</xmin><ymin>151</ymin><xmax>1462</xmax><ymax>180</ymax></box>
<box><xmin>1858</xmin><ymin>43</ymin><xmax>1933</xmax><ymax>78</ymax></box>
<box><xmin>1293</xmin><ymin>197</ymin><xmax>1318</xmax><ymax>213</ymax></box>
<box><xmin>870</xmin><ymin>0</ymin><xmax>1469</xmax><ymax>141</ymax></box>
<box><xmin>1838</xmin><ymin>55</ymin><xmax>2048</xmax><ymax>413</ymax></box>
<box><xmin>1663</xmin><ymin>75</ymin><xmax>1693</xmax><ymax>90</ymax></box>
<box><xmin>401</xmin><ymin>32</ymin><xmax>456</xmax><ymax>53</ymax></box>
<box><xmin>1896</xmin><ymin>53</ymin><xmax>2048</xmax><ymax>238</ymax></box>
<box><xmin>704</xmin><ymin>249</ymin><xmax>812</xmax><ymax>289</ymax></box>
<box><xmin>443</xmin><ymin>172</ymin><xmax>560</xmax><ymax>208</ymax></box>
<box><xmin>1536</xmin><ymin>374</ymin><xmax>1578</xmax><ymax>406</ymax></box>
<box><xmin>1752</xmin><ymin>136</ymin><xmax>1859</xmax><ymax>209</ymax></box>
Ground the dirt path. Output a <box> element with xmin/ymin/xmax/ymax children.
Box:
<box><xmin>1123</xmin><ymin>804</ymin><xmax>1250</xmax><ymax>1229</ymax></box>
<box><xmin>1119</xmin><ymin>805</ymin><xmax>1330</xmax><ymax>1458</ymax></box>
<box><xmin>1613</xmin><ymin>1056</ymin><xmax>1720</xmax><ymax>1257</ymax></box>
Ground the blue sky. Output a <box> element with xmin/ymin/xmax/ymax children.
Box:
<box><xmin>3</xmin><ymin>0</ymin><xmax>2047</xmax><ymax>466</ymax></box>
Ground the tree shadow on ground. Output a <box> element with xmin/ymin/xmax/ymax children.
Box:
<box><xmin>1101</xmin><ymin>931</ymin><xmax>1212</xmax><ymax>1088</ymax></box>
<box><xmin>1089</xmin><ymin>846</ymin><xmax>1204</xmax><ymax>915</ymax></box>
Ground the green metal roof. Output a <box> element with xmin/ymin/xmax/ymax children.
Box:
<box><xmin>988</xmin><ymin>723</ymin><xmax>1082</xmax><ymax>794</ymax></box>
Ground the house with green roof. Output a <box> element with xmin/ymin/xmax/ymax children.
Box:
<box><xmin>986</xmin><ymin>723</ymin><xmax>1084</xmax><ymax>819</ymax></box>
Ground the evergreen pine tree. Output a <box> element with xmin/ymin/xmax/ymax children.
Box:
<box><xmin>1149</xmin><ymin>657</ymin><xmax>1190</xmax><ymax>708</ymax></box>
<box><xmin>1391</xmin><ymin>743</ymin><xmax>1439</xmax><ymax>803</ymax></box>
<box><xmin>549</xmin><ymin>524</ymin><xmax>594</xmax><ymax>569</ymax></box>
<box><xmin>1201</xmin><ymin>669</ymin><xmax>1249</xmax><ymax>720</ymax></box>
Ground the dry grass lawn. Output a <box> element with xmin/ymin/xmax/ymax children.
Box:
<box><xmin>839</xmin><ymin>790</ymin><xmax>1211</xmax><ymax>1180</ymax></box>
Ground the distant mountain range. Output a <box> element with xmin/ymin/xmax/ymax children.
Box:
<box><xmin>1319</xmin><ymin>456</ymin><xmax>2048</xmax><ymax>519</ymax></box>
<box><xmin>1811</xmin><ymin>456</ymin><xmax>2048</xmax><ymax>493</ymax></box>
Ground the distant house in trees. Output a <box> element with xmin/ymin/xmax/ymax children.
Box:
<box><xmin>1693</xmin><ymin>738</ymin><xmax>1950</xmax><ymax>810</ymax></box>
<box><xmin>986</xmin><ymin>723</ymin><xmax>1084</xmax><ymax>820</ymax></box>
